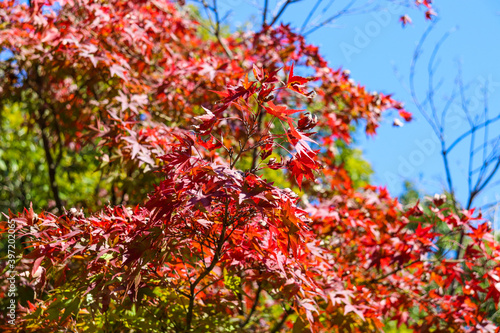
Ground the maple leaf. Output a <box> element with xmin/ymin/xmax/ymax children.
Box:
<box><xmin>109</xmin><ymin>64</ymin><xmax>128</xmax><ymax>81</ymax></box>
<box><xmin>196</xmin><ymin>135</ymin><xmax>222</xmax><ymax>151</ymax></box>
<box><xmin>264</xmin><ymin>101</ymin><xmax>302</xmax><ymax>121</ymax></box>
<box><xmin>286</xmin><ymin>63</ymin><xmax>314</xmax><ymax>97</ymax></box>
<box><xmin>344</xmin><ymin>304</ymin><xmax>365</xmax><ymax>322</ymax></box>
<box><xmin>253</xmin><ymin>64</ymin><xmax>264</xmax><ymax>81</ymax></box>
<box><xmin>287</xmin><ymin>150</ymin><xmax>320</xmax><ymax>189</ymax></box>
<box><xmin>193</xmin><ymin>106</ymin><xmax>217</xmax><ymax>135</ymax></box>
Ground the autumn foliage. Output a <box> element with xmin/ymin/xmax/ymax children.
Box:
<box><xmin>1</xmin><ymin>0</ymin><xmax>500</xmax><ymax>332</ymax></box>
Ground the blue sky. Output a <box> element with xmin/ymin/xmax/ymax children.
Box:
<box><xmin>207</xmin><ymin>0</ymin><xmax>500</xmax><ymax>222</ymax></box>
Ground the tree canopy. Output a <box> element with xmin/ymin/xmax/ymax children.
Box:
<box><xmin>1</xmin><ymin>0</ymin><xmax>500</xmax><ymax>332</ymax></box>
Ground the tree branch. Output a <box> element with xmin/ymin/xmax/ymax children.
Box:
<box><xmin>36</xmin><ymin>107</ymin><xmax>63</xmax><ymax>213</ymax></box>
<box><xmin>445</xmin><ymin>114</ymin><xmax>500</xmax><ymax>155</ymax></box>
<box><xmin>263</xmin><ymin>0</ymin><xmax>269</xmax><ymax>26</ymax></box>
<box><xmin>269</xmin><ymin>0</ymin><xmax>303</xmax><ymax>27</ymax></box>
<box><xmin>200</xmin><ymin>0</ymin><xmax>234</xmax><ymax>58</ymax></box>
<box><xmin>240</xmin><ymin>282</ymin><xmax>263</xmax><ymax>328</ymax></box>
<box><xmin>270</xmin><ymin>306</ymin><xmax>294</xmax><ymax>333</ymax></box>
<box><xmin>300</xmin><ymin>0</ymin><xmax>323</xmax><ymax>32</ymax></box>
<box><xmin>303</xmin><ymin>0</ymin><xmax>358</xmax><ymax>36</ymax></box>
<box><xmin>185</xmin><ymin>201</ymin><xmax>229</xmax><ymax>331</ymax></box>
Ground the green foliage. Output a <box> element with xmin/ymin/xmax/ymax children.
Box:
<box><xmin>0</xmin><ymin>103</ymin><xmax>50</xmax><ymax>215</ymax></box>
<box><xmin>336</xmin><ymin>142</ymin><xmax>373</xmax><ymax>188</ymax></box>
<box><xmin>399</xmin><ymin>180</ymin><xmax>421</xmax><ymax>206</ymax></box>
<box><xmin>383</xmin><ymin>321</ymin><xmax>413</xmax><ymax>332</ymax></box>
<box><xmin>0</xmin><ymin>103</ymin><xmax>102</xmax><ymax>217</ymax></box>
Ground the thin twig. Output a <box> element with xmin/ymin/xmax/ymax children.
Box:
<box><xmin>303</xmin><ymin>0</ymin><xmax>357</xmax><ymax>36</ymax></box>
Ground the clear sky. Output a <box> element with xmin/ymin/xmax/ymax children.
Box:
<box><xmin>207</xmin><ymin>0</ymin><xmax>500</xmax><ymax>223</ymax></box>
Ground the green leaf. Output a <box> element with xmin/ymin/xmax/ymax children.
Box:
<box><xmin>60</xmin><ymin>297</ymin><xmax>82</xmax><ymax>322</ymax></box>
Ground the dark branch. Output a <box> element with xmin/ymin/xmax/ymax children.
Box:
<box><xmin>270</xmin><ymin>307</ymin><xmax>294</xmax><ymax>333</ymax></box>
<box><xmin>240</xmin><ymin>282</ymin><xmax>263</xmax><ymax>328</ymax></box>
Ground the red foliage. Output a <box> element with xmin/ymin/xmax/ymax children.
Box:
<box><xmin>1</xmin><ymin>1</ymin><xmax>499</xmax><ymax>332</ymax></box>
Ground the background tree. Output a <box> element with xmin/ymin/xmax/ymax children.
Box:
<box><xmin>408</xmin><ymin>21</ymin><xmax>500</xmax><ymax>288</ymax></box>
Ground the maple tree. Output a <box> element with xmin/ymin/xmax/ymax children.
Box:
<box><xmin>1</xmin><ymin>0</ymin><xmax>500</xmax><ymax>332</ymax></box>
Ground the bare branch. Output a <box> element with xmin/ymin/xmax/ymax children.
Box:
<box><xmin>445</xmin><ymin>114</ymin><xmax>500</xmax><ymax>154</ymax></box>
<box><xmin>300</xmin><ymin>0</ymin><xmax>323</xmax><ymax>32</ymax></box>
<box><xmin>303</xmin><ymin>0</ymin><xmax>358</xmax><ymax>36</ymax></box>
<box><xmin>410</xmin><ymin>21</ymin><xmax>442</xmax><ymax>137</ymax></box>
<box><xmin>428</xmin><ymin>29</ymin><xmax>452</xmax><ymax>129</ymax></box>
<box><xmin>483</xmin><ymin>82</ymin><xmax>490</xmax><ymax>164</ymax></box>
<box><xmin>198</xmin><ymin>0</ymin><xmax>234</xmax><ymax>58</ymax></box>
<box><xmin>474</xmin><ymin>158</ymin><xmax>500</xmax><ymax>198</ymax></box>
<box><xmin>263</xmin><ymin>0</ymin><xmax>269</xmax><ymax>26</ymax></box>
<box><xmin>269</xmin><ymin>0</ymin><xmax>303</xmax><ymax>27</ymax></box>
<box><xmin>457</xmin><ymin>62</ymin><xmax>473</xmax><ymax>126</ymax></box>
